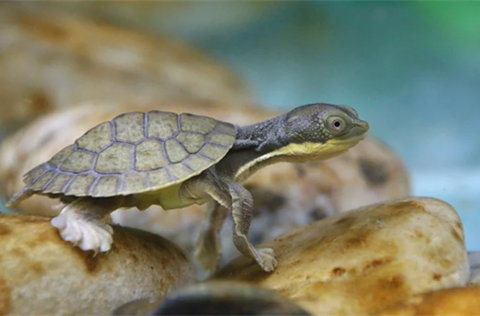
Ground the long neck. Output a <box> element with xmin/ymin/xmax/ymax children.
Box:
<box><xmin>216</xmin><ymin>114</ymin><xmax>292</xmax><ymax>182</ymax></box>
<box><xmin>233</xmin><ymin>114</ymin><xmax>288</xmax><ymax>151</ymax></box>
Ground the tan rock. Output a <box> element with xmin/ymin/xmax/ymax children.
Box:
<box><xmin>213</xmin><ymin>198</ymin><xmax>469</xmax><ymax>316</ymax></box>
<box><xmin>0</xmin><ymin>214</ymin><xmax>194</xmax><ymax>316</ymax></box>
<box><xmin>0</xmin><ymin>3</ymin><xmax>252</xmax><ymax>133</ymax></box>
<box><xmin>377</xmin><ymin>287</ymin><xmax>480</xmax><ymax>316</ymax></box>
<box><xmin>0</xmin><ymin>102</ymin><xmax>409</xmax><ymax>273</ymax></box>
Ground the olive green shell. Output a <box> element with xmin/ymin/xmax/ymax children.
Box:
<box><xmin>22</xmin><ymin>111</ymin><xmax>236</xmax><ymax>197</ymax></box>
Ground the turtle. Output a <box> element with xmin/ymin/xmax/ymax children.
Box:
<box><xmin>6</xmin><ymin>103</ymin><xmax>369</xmax><ymax>272</ymax></box>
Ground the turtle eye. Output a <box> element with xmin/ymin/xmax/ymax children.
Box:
<box><xmin>327</xmin><ymin>116</ymin><xmax>347</xmax><ymax>133</ymax></box>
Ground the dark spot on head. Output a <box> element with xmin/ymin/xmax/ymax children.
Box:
<box><xmin>332</xmin><ymin>267</ymin><xmax>346</xmax><ymax>276</ymax></box>
<box><xmin>358</xmin><ymin>158</ymin><xmax>388</xmax><ymax>186</ymax></box>
<box><xmin>433</xmin><ymin>273</ymin><xmax>442</xmax><ymax>281</ymax></box>
<box><xmin>0</xmin><ymin>223</ymin><xmax>11</xmax><ymax>235</ymax></box>
<box><xmin>308</xmin><ymin>207</ymin><xmax>327</xmax><ymax>222</ymax></box>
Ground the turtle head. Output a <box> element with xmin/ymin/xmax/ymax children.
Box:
<box><xmin>280</xmin><ymin>103</ymin><xmax>369</xmax><ymax>160</ymax></box>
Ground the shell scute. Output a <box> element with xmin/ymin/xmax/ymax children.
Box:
<box><xmin>59</xmin><ymin>150</ymin><xmax>95</xmax><ymax>173</ymax></box>
<box><xmin>165</xmin><ymin>138</ymin><xmax>189</xmax><ymax>163</ymax></box>
<box><xmin>75</xmin><ymin>122</ymin><xmax>112</xmax><ymax>152</ymax></box>
<box><xmin>92</xmin><ymin>176</ymin><xmax>119</xmax><ymax>197</ymax></box>
<box><xmin>43</xmin><ymin>173</ymin><xmax>73</xmax><ymax>193</ymax></box>
<box><xmin>176</xmin><ymin>132</ymin><xmax>205</xmax><ymax>153</ymax></box>
<box><xmin>147</xmin><ymin>111</ymin><xmax>178</xmax><ymax>139</ymax></box>
<box><xmin>114</xmin><ymin>112</ymin><xmax>145</xmax><ymax>143</ymax></box>
<box><xmin>49</xmin><ymin>145</ymin><xmax>75</xmax><ymax>167</ymax></box>
<box><xmin>180</xmin><ymin>113</ymin><xmax>216</xmax><ymax>134</ymax></box>
<box><xmin>135</xmin><ymin>139</ymin><xmax>168</xmax><ymax>171</ymax></box>
<box><xmin>64</xmin><ymin>174</ymin><xmax>96</xmax><ymax>195</ymax></box>
<box><xmin>95</xmin><ymin>143</ymin><xmax>133</xmax><ymax>173</ymax></box>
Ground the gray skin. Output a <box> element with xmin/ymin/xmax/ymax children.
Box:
<box><xmin>12</xmin><ymin>103</ymin><xmax>368</xmax><ymax>273</ymax></box>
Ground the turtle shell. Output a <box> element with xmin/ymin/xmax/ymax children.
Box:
<box><xmin>22</xmin><ymin>111</ymin><xmax>236</xmax><ymax>197</ymax></box>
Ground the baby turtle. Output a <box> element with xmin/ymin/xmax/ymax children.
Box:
<box><xmin>7</xmin><ymin>103</ymin><xmax>369</xmax><ymax>272</ymax></box>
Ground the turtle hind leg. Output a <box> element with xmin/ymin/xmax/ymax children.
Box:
<box><xmin>51</xmin><ymin>197</ymin><xmax>123</xmax><ymax>253</ymax></box>
<box><xmin>195</xmin><ymin>201</ymin><xmax>228</xmax><ymax>271</ymax></box>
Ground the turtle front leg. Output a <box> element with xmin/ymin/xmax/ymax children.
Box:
<box><xmin>51</xmin><ymin>197</ymin><xmax>122</xmax><ymax>253</ymax></box>
<box><xmin>181</xmin><ymin>172</ymin><xmax>277</xmax><ymax>272</ymax></box>
<box><xmin>228</xmin><ymin>182</ymin><xmax>277</xmax><ymax>272</ymax></box>
<box><xmin>195</xmin><ymin>201</ymin><xmax>228</xmax><ymax>271</ymax></box>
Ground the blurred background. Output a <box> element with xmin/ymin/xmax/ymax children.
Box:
<box><xmin>0</xmin><ymin>1</ymin><xmax>479</xmax><ymax>249</ymax></box>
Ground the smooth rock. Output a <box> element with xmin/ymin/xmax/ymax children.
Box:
<box><xmin>113</xmin><ymin>281</ymin><xmax>311</xmax><ymax>316</ymax></box>
<box><xmin>0</xmin><ymin>214</ymin><xmax>194</xmax><ymax>316</ymax></box>
<box><xmin>0</xmin><ymin>3</ymin><xmax>252</xmax><ymax>133</ymax></box>
<box><xmin>213</xmin><ymin>197</ymin><xmax>469</xmax><ymax>316</ymax></box>
<box><xmin>377</xmin><ymin>287</ymin><xmax>480</xmax><ymax>316</ymax></box>
<box><xmin>0</xmin><ymin>103</ymin><xmax>409</xmax><ymax>277</ymax></box>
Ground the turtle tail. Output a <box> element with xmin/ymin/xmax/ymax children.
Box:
<box><xmin>5</xmin><ymin>185</ymin><xmax>34</xmax><ymax>207</ymax></box>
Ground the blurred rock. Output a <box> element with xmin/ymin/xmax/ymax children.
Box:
<box><xmin>8</xmin><ymin>2</ymin><xmax>275</xmax><ymax>43</ymax></box>
<box><xmin>213</xmin><ymin>197</ymin><xmax>469</xmax><ymax>316</ymax></box>
<box><xmin>0</xmin><ymin>214</ymin><xmax>194</xmax><ymax>316</ymax></box>
<box><xmin>113</xmin><ymin>281</ymin><xmax>311</xmax><ymax>316</ymax></box>
<box><xmin>377</xmin><ymin>287</ymin><xmax>480</xmax><ymax>316</ymax></box>
<box><xmin>0</xmin><ymin>3</ymin><xmax>252</xmax><ymax>134</ymax></box>
<box><xmin>468</xmin><ymin>251</ymin><xmax>480</xmax><ymax>285</ymax></box>
<box><xmin>0</xmin><ymin>102</ymin><xmax>409</xmax><ymax>276</ymax></box>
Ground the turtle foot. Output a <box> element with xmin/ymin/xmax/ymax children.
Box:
<box><xmin>51</xmin><ymin>210</ymin><xmax>113</xmax><ymax>253</ymax></box>
<box><xmin>255</xmin><ymin>248</ymin><xmax>277</xmax><ymax>272</ymax></box>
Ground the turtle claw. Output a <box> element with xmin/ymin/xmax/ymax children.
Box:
<box><xmin>255</xmin><ymin>248</ymin><xmax>277</xmax><ymax>272</ymax></box>
<box><xmin>51</xmin><ymin>211</ymin><xmax>113</xmax><ymax>253</ymax></box>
